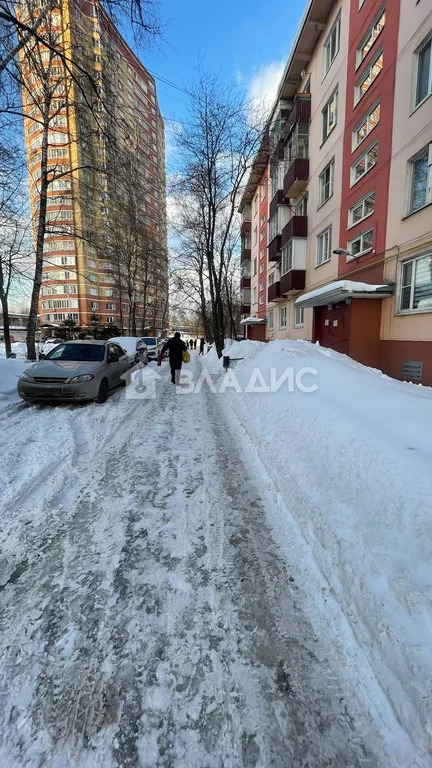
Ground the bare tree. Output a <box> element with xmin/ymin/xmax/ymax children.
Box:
<box><xmin>174</xmin><ymin>69</ymin><xmax>264</xmax><ymax>357</ymax></box>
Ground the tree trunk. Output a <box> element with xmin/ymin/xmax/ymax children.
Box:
<box><xmin>0</xmin><ymin>294</ymin><xmax>12</xmax><ymax>358</ymax></box>
<box><xmin>27</xmin><ymin>114</ymin><xmax>49</xmax><ymax>361</ymax></box>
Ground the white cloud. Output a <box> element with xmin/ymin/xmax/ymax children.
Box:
<box><xmin>247</xmin><ymin>60</ymin><xmax>286</xmax><ymax>114</ymax></box>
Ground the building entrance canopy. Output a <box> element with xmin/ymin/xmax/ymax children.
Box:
<box><xmin>295</xmin><ymin>280</ymin><xmax>395</xmax><ymax>309</ymax></box>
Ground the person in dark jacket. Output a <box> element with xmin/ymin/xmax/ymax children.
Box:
<box><xmin>161</xmin><ymin>332</ymin><xmax>187</xmax><ymax>384</ymax></box>
<box><xmin>194</xmin><ymin>339</ymin><xmax>197</xmax><ymax>349</ymax></box>
<box><xmin>199</xmin><ymin>338</ymin><xmax>205</xmax><ymax>355</ymax></box>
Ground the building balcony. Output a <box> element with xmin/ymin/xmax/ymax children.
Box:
<box><xmin>240</xmin><ymin>247</ymin><xmax>251</xmax><ymax>263</ymax></box>
<box><xmin>283</xmin><ymin>96</ymin><xmax>311</xmax><ymax>142</ymax></box>
<box><xmin>241</xmin><ymin>304</ymin><xmax>251</xmax><ymax>315</ymax></box>
<box><xmin>270</xmin><ymin>137</ymin><xmax>284</xmax><ymax>164</ymax></box>
<box><xmin>268</xmin><ymin>234</ymin><xmax>282</xmax><ymax>261</ymax></box>
<box><xmin>268</xmin><ymin>281</ymin><xmax>282</xmax><ymax>302</ymax></box>
<box><xmin>280</xmin><ymin>269</ymin><xmax>306</xmax><ymax>295</ymax></box>
<box><xmin>241</xmin><ymin>287</ymin><xmax>251</xmax><ymax>305</ymax></box>
<box><xmin>240</xmin><ymin>276</ymin><xmax>251</xmax><ymax>290</ymax></box>
<box><xmin>240</xmin><ymin>220</ymin><xmax>251</xmax><ymax>236</ymax></box>
<box><xmin>281</xmin><ymin>215</ymin><xmax>308</xmax><ymax>247</ymax></box>
<box><xmin>269</xmin><ymin>189</ymin><xmax>289</xmax><ymax>218</ymax></box>
<box><xmin>283</xmin><ymin>158</ymin><xmax>309</xmax><ymax>199</ymax></box>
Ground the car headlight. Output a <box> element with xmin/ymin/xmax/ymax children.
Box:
<box><xmin>20</xmin><ymin>373</ymin><xmax>33</xmax><ymax>382</ymax></box>
<box><xmin>68</xmin><ymin>374</ymin><xmax>94</xmax><ymax>383</ymax></box>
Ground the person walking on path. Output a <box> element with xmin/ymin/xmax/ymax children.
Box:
<box><xmin>161</xmin><ymin>332</ymin><xmax>187</xmax><ymax>384</ymax></box>
<box><xmin>199</xmin><ymin>338</ymin><xmax>205</xmax><ymax>355</ymax></box>
<box><xmin>194</xmin><ymin>339</ymin><xmax>197</xmax><ymax>350</ymax></box>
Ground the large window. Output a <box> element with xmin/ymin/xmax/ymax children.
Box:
<box><xmin>318</xmin><ymin>159</ymin><xmax>335</xmax><ymax>206</ymax></box>
<box><xmin>357</xmin><ymin>8</ymin><xmax>386</xmax><ymax>67</ymax></box>
<box><xmin>316</xmin><ymin>226</ymin><xmax>332</xmax><ymax>267</ymax></box>
<box><xmin>348</xmin><ymin>228</ymin><xmax>373</xmax><ymax>259</ymax></box>
<box><xmin>348</xmin><ymin>191</ymin><xmax>375</xmax><ymax>227</ymax></box>
<box><xmin>355</xmin><ymin>51</ymin><xmax>383</xmax><ymax>104</ymax></box>
<box><xmin>323</xmin><ymin>12</ymin><xmax>341</xmax><ymax>75</ymax></box>
<box><xmin>296</xmin><ymin>193</ymin><xmax>308</xmax><ymax>217</ymax></box>
<box><xmin>415</xmin><ymin>36</ymin><xmax>432</xmax><ymax>108</ymax></box>
<box><xmin>408</xmin><ymin>145</ymin><xmax>432</xmax><ymax>213</ymax></box>
<box><xmin>322</xmin><ymin>90</ymin><xmax>338</xmax><ymax>143</ymax></box>
<box><xmin>400</xmin><ymin>254</ymin><xmax>432</xmax><ymax>312</ymax></box>
<box><xmin>279</xmin><ymin>306</ymin><xmax>287</xmax><ymax>329</ymax></box>
<box><xmin>351</xmin><ymin>143</ymin><xmax>378</xmax><ymax>185</ymax></box>
<box><xmin>352</xmin><ymin>102</ymin><xmax>380</xmax><ymax>150</ymax></box>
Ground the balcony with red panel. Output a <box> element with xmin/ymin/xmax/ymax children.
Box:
<box><xmin>281</xmin><ymin>215</ymin><xmax>308</xmax><ymax>247</ymax></box>
<box><xmin>283</xmin><ymin>95</ymin><xmax>311</xmax><ymax>142</ymax></box>
<box><xmin>240</xmin><ymin>247</ymin><xmax>251</xmax><ymax>263</ymax></box>
<box><xmin>280</xmin><ymin>269</ymin><xmax>306</xmax><ymax>295</ymax></box>
<box><xmin>283</xmin><ymin>158</ymin><xmax>309</xmax><ymax>199</ymax></box>
<box><xmin>240</xmin><ymin>219</ymin><xmax>251</xmax><ymax>236</ymax></box>
<box><xmin>240</xmin><ymin>276</ymin><xmax>251</xmax><ymax>290</ymax></box>
<box><xmin>268</xmin><ymin>280</ymin><xmax>282</xmax><ymax>302</ymax></box>
<box><xmin>268</xmin><ymin>234</ymin><xmax>282</xmax><ymax>262</ymax></box>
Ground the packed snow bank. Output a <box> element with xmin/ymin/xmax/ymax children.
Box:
<box><xmin>0</xmin><ymin>358</ymin><xmax>28</xmax><ymax>410</ymax></box>
<box><xmin>222</xmin><ymin>339</ymin><xmax>265</xmax><ymax>360</ymax></box>
<box><xmin>0</xmin><ymin>341</ymin><xmax>28</xmax><ymax>359</ymax></box>
<box><xmin>219</xmin><ymin>339</ymin><xmax>432</xmax><ymax>758</ymax></box>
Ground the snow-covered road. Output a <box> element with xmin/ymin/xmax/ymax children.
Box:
<box><xmin>0</xmin><ymin>354</ymin><xmax>420</xmax><ymax>767</ymax></box>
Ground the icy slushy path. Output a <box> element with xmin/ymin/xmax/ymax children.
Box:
<box><xmin>0</xmin><ymin>354</ymin><xmax>411</xmax><ymax>767</ymax></box>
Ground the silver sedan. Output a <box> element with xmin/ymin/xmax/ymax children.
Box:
<box><xmin>17</xmin><ymin>340</ymin><xmax>130</xmax><ymax>404</ymax></box>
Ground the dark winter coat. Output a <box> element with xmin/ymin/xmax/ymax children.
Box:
<box><xmin>161</xmin><ymin>336</ymin><xmax>187</xmax><ymax>366</ymax></box>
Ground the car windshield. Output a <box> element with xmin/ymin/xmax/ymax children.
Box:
<box><xmin>142</xmin><ymin>337</ymin><xmax>157</xmax><ymax>346</ymax></box>
<box><xmin>45</xmin><ymin>343</ymin><xmax>105</xmax><ymax>362</ymax></box>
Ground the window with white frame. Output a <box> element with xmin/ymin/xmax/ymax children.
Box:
<box><xmin>348</xmin><ymin>228</ymin><xmax>373</xmax><ymax>259</ymax></box>
<box><xmin>259</xmin><ymin>263</ymin><xmax>264</xmax><ymax>273</ymax></box>
<box><xmin>106</xmin><ymin>303</ymin><xmax>116</xmax><ymax>310</ymax></box>
<box><xmin>322</xmin><ymin>89</ymin><xmax>338</xmax><ymax>143</ymax></box>
<box><xmin>91</xmin><ymin>301</ymin><xmax>98</xmax><ymax>310</ymax></box>
<box><xmin>259</xmin><ymin>281</ymin><xmax>264</xmax><ymax>291</ymax></box>
<box><xmin>268</xmin><ymin>272</ymin><xmax>275</xmax><ymax>286</ymax></box>
<box><xmin>400</xmin><ymin>253</ymin><xmax>432</xmax><ymax>312</ymax></box>
<box><xmin>268</xmin><ymin>309</ymin><xmax>274</xmax><ymax>330</ymax></box>
<box><xmin>414</xmin><ymin>35</ymin><xmax>432</xmax><ymax>108</ymax></box>
<box><xmin>408</xmin><ymin>145</ymin><xmax>432</xmax><ymax>213</ymax></box>
<box><xmin>259</xmin><ymin>296</ymin><xmax>264</xmax><ymax>305</ymax></box>
<box><xmin>260</xmin><ymin>182</ymin><xmax>266</xmax><ymax>201</ymax></box>
<box><xmin>316</xmin><ymin>226</ymin><xmax>332</xmax><ymax>266</ymax></box>
<box><xmin>318</xmin><ymin>159</ymin><xmax>335</xmax><ymax>206</ymax></box>
<box><xmin>279</xmin><ymin>306</ymin><xmax>287</xmax><ymax>328</ymax></box>
<box><xmin>323</xmin><ymin>12</ymin><xmax>341</xmax><ymax>76</ymax></box>
<box><xmin>294</xmin><ymin>306</ymin><xmax>304</xmax><ymax>327</ymax></box>
<box><xmin>281</xmin><ymin>241</ymin><xmax>293</xmax><ymax>274</ymax></box>
<box><xmin>260</xmin><ymin>247</ymin><xmax>266</xmax><ymax>260</ymax></box>
<box><xmin>352</xmin><ymin>102</ymin><xmax>380</xmax><ymax>150</ymax></box>
<box><xmin>355</xmin><ymin>51</ymin><xmax>383</xmax><ymax>104</ymax></box>
<box><xmin>348</xmin><ymin>191</ymin><xmax>375</xmax><ymax>226</ymax></box>
<box><xmin>351</xmin><ymin>142</ymin><xmax>378</xmax><ymax>185</ymax></box>
<box><xmin>357</xmin><ymin>8</ymin><xmax>386</xmax><ymax>67</ymax></box>
<box><xmin>253</xmin><ymin>287</ymin><xmax>257</xmax><ymax>304</ymax></box>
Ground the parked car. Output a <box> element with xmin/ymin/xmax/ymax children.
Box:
<box><xmin>17</xmin><ymin>340</ymin><xmax>130</xmax><ymax>404</ymax></box>
<box><xmin>141</xmin><ymin>336</ymin><xmax>163</xmax><ymax>360</ymax></box>
<box><xmin>108</xmin><ymin>336</ymin><xmax>148</xmax><ymax>367</ymax></box>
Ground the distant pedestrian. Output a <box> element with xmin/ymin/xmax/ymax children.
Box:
<box><xmin>194</xmin><ymin>339</ymin><xmax>197</xmax><ymax>350</ymax></box>
<box><xmin>199</xmin><ymin>338</ymin><xmax>205</xmax><ymax>355</ymax></box>
<box><xmin>186</xmin><ymin>340</ymin><xmax>189</xmax><ymax>349</ymax></box>
<box><xmin>160</xmin><ymin>332</ymin><xmax>187</xmax><ymax>384</ymax></box>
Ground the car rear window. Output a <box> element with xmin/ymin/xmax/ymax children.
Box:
<box><xmin>45</xmin><ymin>344</ymin><xmax>105</xmax><ymax>362</ymax></box>
<box><xmin>142</xmin><ymin>337</ymin><xmax>157</xmax><ymax>346</ymax></box>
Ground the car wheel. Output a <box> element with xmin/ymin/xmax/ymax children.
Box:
<box><xmin>97</xmin><ymin>378</ymin><xmax>109</xmax><ymax>403</ymax></box>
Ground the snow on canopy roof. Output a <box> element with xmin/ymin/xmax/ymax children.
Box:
<box><xmin>295</xmin><ymin>280</ymin><xmax>394</xmax><ymax>308</ymax></box>
<box><xmin>240</xmin><ymin>317</ymin><xmax>267</xmax><ymax>325</ymax></box>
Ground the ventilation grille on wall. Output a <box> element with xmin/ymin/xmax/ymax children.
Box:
<box><xmin>401</xmin><ymin>360</ymin><xmax>423</xmax><ymax>381</ymax></box>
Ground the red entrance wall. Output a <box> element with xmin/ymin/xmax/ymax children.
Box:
<box><xmin>381</xmin><ymin>341</ymin><xmax>432</xmax><ymax>386</ymax></box>
<box><xmin>246</xmin><ymin>324</ymin><xmax>267</xmax><ymax>342</ymax></box>
<box><xmin>314</xmin><ymin>299</ymin><xmax>382</xmax><ymax>369</ymax></box>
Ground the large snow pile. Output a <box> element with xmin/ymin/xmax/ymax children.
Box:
<box><xmin>222</xmin><ymin>339</ymin><xmax>265</xmax><ymax>360</ymax></box>
<box><xmin>220</xmin><ymin>338</ymin><xmax>432</xmax><ymax>757</ymax></box>
<box><xmin>0</xmin><ymin>358</ymin><xmax>28</xmax><ymax>410</ymax></box>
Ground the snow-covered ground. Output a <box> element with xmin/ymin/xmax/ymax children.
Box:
<box><xmin>0</xmin><ymin>357</ymin><xmax>29</xmax><ymax>411</ymax></box>
<box><xmin>0</xmin><ymin>347</ymin><xmax>430</xmax><ymax>766</ymax></box>
<box><xmin>204</xmin><ymin>339</ymin><xmax>432</xmax><ymax>762</ymax></box>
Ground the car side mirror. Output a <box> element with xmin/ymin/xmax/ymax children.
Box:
<box><xmin>108</xmin><ymin>353</ymin><xmax>118</xmax><ymax>363</ymax></box>
<box><xmin>38</xmin><ymin>353</ymin><xmax>45</xmax><ymax>360</ymax></box>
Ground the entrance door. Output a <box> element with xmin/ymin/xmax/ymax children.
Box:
<box><xmin>314</xmin><ymin>303</ymin><xmax>350</xmax><ymax>354</ymax></box>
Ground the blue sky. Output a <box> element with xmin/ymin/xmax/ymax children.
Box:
<box><xmin>131</xmin><ymin>0</ymin><xmax>306</xmax><ymax>126</ymax></box>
